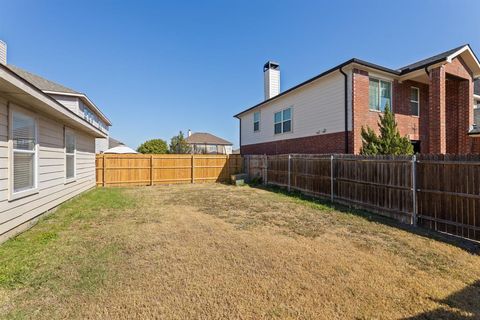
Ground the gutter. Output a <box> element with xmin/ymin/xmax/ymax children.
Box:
<box><xmin>339</xmin><ymin>67</ymin><xmax>349</xmax><ymax>153</ymax></box>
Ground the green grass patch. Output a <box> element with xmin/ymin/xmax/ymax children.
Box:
<box><xmin>0</xmin><ymin>188</ymin><xmax>135</xmax><ymax>289</ymax></box>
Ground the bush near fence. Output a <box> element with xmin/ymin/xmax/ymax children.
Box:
<box><xmin>96</xmin><ymin>154</ymin><xmax>242</xmax><ymax>187</ymax></box>
<box><xmin>244</xmin><ymin>154</ymin><xmax>480</xmax><ymax>242</ymax></box>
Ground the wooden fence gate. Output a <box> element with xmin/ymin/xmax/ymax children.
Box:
<box><xmin>96</xmin><ymin>154</ymin><xmax>242</xmax><ymax>187</ymax></box>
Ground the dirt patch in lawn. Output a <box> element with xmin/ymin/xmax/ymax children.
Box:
<box><xmin>1</xmin><ymin>184</ymin><xmax>480</xmax><ymax>319</ymax></box>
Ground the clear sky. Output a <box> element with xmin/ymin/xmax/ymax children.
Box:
<box><xmin>1</xmin><ymin>0</ymin><xmax>479</xmax><ymax>149</ymax></box>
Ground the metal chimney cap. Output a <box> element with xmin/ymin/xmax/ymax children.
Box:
<box><xmin>263</xmin><ymin>61</ymin><xmax>280</xmax><ymax>72</ymax></box>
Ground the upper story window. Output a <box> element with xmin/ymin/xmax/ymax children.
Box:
<box><xmin>410</xmin><ymin>87</ymin><xmax>420</xmax><ymax>116</ymax></box>
<box><xmin>253</xmin><ymin>111</ymin><xmax>260</xmax><ymax>132</ymax></box>
<box><xmin>474</xmin><ymin>99</ymin><xmax>480</xmax><ymax>125</ymax></box>
<box><xmin>369</xmin><ymin>78</ymin><xmax>392</xmax><ymax>112</ymax></box>
<box><xmin>65</xmin><ymin>129</ymin><xmax>76</xmax><ymax>181</ymax></box>
<box><xmin>274</xmin><ymin>107</ymin><xmax>292</xmax><ymax>134</ymax></box>
<box><xmin>11</xmin><ymin>111</ymin><xmax>37</xmax><ymax>195</ymax></box>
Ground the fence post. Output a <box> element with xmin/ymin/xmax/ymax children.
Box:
<box><xmin>150</xmin><ymin>154</ymin><xmax>154</xmax><ymax>186</ymax></box>
<box><xmin>102</xmin><ymin>154</ymin><xmax>106</xmax><ymax>187</ymax></box>
<box><xmin>412</xmin><ymin>154</ymin><xmax>417</xmax><ymax>226</ymax></box>
<box><xmin>330</xmin><ymin>154</ymin><xmax>334</xmax><ymax>202</ymax></box>
<box><xmin>288</xmin><ymin>154</ymin><xmax>291</xmax><ymax>192</ymax></box>
<box><xmin>264</xmin><ymin>154</ymin><xmax>268</xmax><ymax>185</ymax></box>
<box><xmin>191</xmin><ymin>154</ymin><xmax>195</xmax><ymax>184</ymax></box>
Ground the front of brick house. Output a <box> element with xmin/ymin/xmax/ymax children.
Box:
<box><xmin>235</xmin><ymin>45</ymin><xmax>480</xmax><ymax>155</ymax></box>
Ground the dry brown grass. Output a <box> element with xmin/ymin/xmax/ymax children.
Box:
<box><xmin>1</xmin><ymin>184</ymin><xmax>480</xmax><ymax>319</ymax></box>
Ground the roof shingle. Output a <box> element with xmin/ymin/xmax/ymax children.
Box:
<box><xmin>7</xmin><ymin>65</ymin><xmax>80</xmax><ymax>94</ymax></box>
<box><xmin>185</xmin><ymin>132</ymin><xmax>232</xmax><ymax>145</ymax></box>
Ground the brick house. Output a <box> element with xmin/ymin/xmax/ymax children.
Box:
<box><xmin>234</xmin><ymin>45</ymin><xmax>480</xmax><ymax>155</ymax></box>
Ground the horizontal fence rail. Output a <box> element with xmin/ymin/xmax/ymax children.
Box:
<box><xmin>96</xmin><ymin>154</ymin><xmax>243</xmax><ymax>187</ymax></box>
<box><xmin>245</xmin><ymin>153</ymin><xmax>480</xmax><ymax>242</ymax></box>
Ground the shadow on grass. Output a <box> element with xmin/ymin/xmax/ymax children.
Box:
<box><xmin>403</xmin><ymin>280</ymin><xmax>480</xmax><ymax>319</ymax></box>
<box><xmin>250</xmin><ymin>184</ymin><xmax>480</xmax><ymax>255</ymax></box>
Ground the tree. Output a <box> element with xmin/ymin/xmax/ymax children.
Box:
<box><xmin>137</xmin><ymin>139</ymin><xmax>168</xmax><ymax>154</ymax></box>
<box><xmin>169</xmin><ymin>131</ymin><xmax>191</xmax><ymax>154</ymax></box>
<box><xmin>360</xmin><ymin>104</ymin><xmax>414</xmax><ymax>155</ymax></box>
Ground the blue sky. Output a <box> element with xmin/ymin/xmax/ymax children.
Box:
<box><xmin>1</xmin><ymin>0</ymin><xmax>479</xmax><ymax>149</ymax></box>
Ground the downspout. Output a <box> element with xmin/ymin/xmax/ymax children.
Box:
<box><xmin>339</xmin><ymin>67</ymin><xmax>349</xmax><ymax>153</ymax></box>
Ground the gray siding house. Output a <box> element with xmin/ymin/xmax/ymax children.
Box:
<box><xmin>0</xmin><ymin>40</ymin><xmax>111</xmax><ymax>242</ymax></box>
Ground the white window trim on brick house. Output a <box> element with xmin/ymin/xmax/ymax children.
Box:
<box><xmin>410</xmin><ymin>86</ymin><xmax>420</xmax><ymax>117</ymax></box>
<box><xmin>369</xmin><ymin>77</ymin><xmax>393</xmax><ymax>112</ymax></box>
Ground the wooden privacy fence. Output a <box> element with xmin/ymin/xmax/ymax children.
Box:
<box><xmin>96</xmin><ymin>154</ymin><xmax>243</xmax><ymax>187</ymax></box>
<box><xmin>245</xmin><ymin>154</ymin><xmax>480</xmax><ymax>242</ymax></box>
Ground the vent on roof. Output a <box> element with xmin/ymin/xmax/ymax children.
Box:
<box><xmin>0</xmin><ymin>40</ymin><xmax>6</xmax><ymax>65</ymax></box>
<box><xmin>264</xmin><ymin>61</ymin><xmax>280</xmax><ymax>100</ymax></box>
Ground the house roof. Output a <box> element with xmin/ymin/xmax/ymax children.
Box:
<box><xmin>7</xmin><ymin>65</ymin><xmax>80</xmax><ymax>94</ymax></box>
<box><xmin>6</xmin><ymin>65</ymin><xmax>112</xmax><ymax>125</ymax></box>
<box><xmin>185</xmin><ymin>132</ymin><xmax>232</xmax><ymax>145</ymax></box>
<box><xmin>234</xmin><ymin>44</ymin><xmax>480</xmax><ymax>118</ymax></box>
<box><xmin>104</xmin><ymin>145</ymin><xmax>138</xmax><ymax>154</ymax></box>
<box><xmin>398</xmin><ymin>45</ymin><xmax>467</xmax><ymax>73</ymax></box>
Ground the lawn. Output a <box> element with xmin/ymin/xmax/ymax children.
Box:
<box><xmin>1</xmin><ymin>184</ymin><xmax>479</xmax><ymax>319</ymax></box>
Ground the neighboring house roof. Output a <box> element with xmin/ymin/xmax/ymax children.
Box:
<box><xmin>475</xmin><ymin>79</ymin><xmax>480</xmax><ymax>96</ymax></box>
<box><xmin>235</xmin><ymin>44</ymin><xmax>480</xmax><ymax>118</ymax></box>
<box><xmin>104</xmin><ymin>145</ymin><xmax>138</xmax><ymax>154</ymax></box>
<box><xmin>7</xmin><ymin>65</ymin><xmax>80</xmax><ymax>94</ymax></box>
<box><xmin>109</xmin><ymin>137</ymin><xmax>124</xmax><ymax>148</ymax></box>
<box><xmin>185</xmin><ymin>132</ymin><xmax>232</xmax><ymax>145</ymax></box>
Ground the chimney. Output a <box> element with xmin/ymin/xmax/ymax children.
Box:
<box><xmin>263</xmin><ymin>61</ymin><xmax>280</xmax><ymax>100</ymax></box>
<box><xmin>0</xmin><ymin>40</ymin><xmax>6</xmax><ymax>65</ymax></box>
<box><xmin>188</xmin><ymin>129</ymin><xmax>192</xmax><ymax>137</ymax></box>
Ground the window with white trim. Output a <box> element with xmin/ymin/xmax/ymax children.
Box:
<box><xmin>253</xmin><ymin>111</ymin><xmax>260</xmax><ymax>132</ymax></box>
<box><xmin>274</xmin><ymin>107</ymin><xmax>292</xmax><ymax>134</ymax></box>
<box><xmin>410</xmin><ymin>87</ymin><xmax>420</xmax><ymax>116</ymax></box>
<box><xmin>12</xmin><ymin>111</ymin><xmax>37</xmax><ymax>194</ymax></box>
<box><xmin>474</xmin><ymin>99</ymin><xmax>480</xmax><ymax>125</ymax></box>
<box><xmin>369</xmin><ymin>78</ymin><xmax>392</xmax><ymax>112</ymax></box>
<box><xmin>65</xmin><ymin>129</ymin><xmax>76</xmax><ymax>180</ymax></box>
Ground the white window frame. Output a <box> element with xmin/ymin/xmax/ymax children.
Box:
<box><xmin>253</xmin><ymin>111</ymin><xmax>261</xmax><ymax>132</ymax></box>
<box><xmin>9</xmin><ymin>106</ymin><xmax>39</xmax><ymax>201</ymax></box>
<box><xmin>369</xmin><ymin>78</ymin><xmax>393</xmax><ymax>112</ymax></box>
<box><xmin>274</xmin><ymin>107</ymin><xmax>293</xmax><ymax>135</ymax></box>
<box><xmin>410</xmin><ymin>87</ymin><xmax>420</xmax><ymax>116</ymax></box>
<box><xmin>65</xmin><ymin>128</ymin><xmax>76</xmax><ymax>183</ymax></box>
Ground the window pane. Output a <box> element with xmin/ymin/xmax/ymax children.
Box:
<box><xmin>254</xmin><ymin>112</ymin><xmax>260</xmax><ymax>122</ymax></box>
<box><xmin>380</xmin><ymin>81</ymin><xmax>391</xmax><ymax>111</ymax></box>
<box><xmin>254</xmin><ymin>122</ymin><xmax>259</xmax><ymax>131</ymax></box>
<box><xmin>274</xmin><ymin>123</ymin><xmax>282</xmax><ymax>134</ymax></box>
<box><xmin>66</xmin><ymin>154</ymin><xmax>75</xmax><ymax>179</ymax></box>
<box><xmin>283</xmin><ymin>120</ymin><xmax>291</xmax><ymax>133</ymax></box>
<box><xmin>475</xmin><ymin>108</ymin><xmax>480</xmax><ymax>125</ymax></box>
<box><xmin>274</xmin><ymin>111</ymin><xmax>282</xmax><ymax>123</ymax></box>
<box><xmin>410</xmin><ymin>87</ymin><xmax>419</xmax><ymax>102</ymax></box>
<box><xmin>283</xmin><ymin>108</ymin><xmax>291</xmax><ymax>120</ymax></box>
<box><xmin>410</xmin><ymin>101</ymin><xmax>419</xmax><ymax>116</ymax></box>
<box><xmin>369</xmin><ymin>79</ymin><xmax>379</xmax><ymax>111</ymax></box>
<box><xmin>13</xmin><ymin>113</ymin><xmax>35</xmax><ymax>151</ymax></box>
<box><xmin>66</xmin><ymin>132</ymin><xmax>75</xmax><ymax>153</ymax></box>
<box><xmin>14</xmin><ymin>152</ymin><xmax>34</xmax><ymax>192</ymax></box>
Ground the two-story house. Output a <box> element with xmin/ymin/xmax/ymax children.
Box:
<box><xmin>235</xmin><ymin>45</ymin><xmax>480</xmax><ymax>155</ymax></box>
<box><xmin>0</xmin><ymin>40</ymin><xmax>111</xmax><ymax>242</ymax></box>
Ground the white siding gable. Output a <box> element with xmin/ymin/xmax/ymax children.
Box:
<box><xmin>240</xmin><ymin>70</ymin><xmax>350</xmax><ymax>146</ymax></box>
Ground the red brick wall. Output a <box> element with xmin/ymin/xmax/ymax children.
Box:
<box><xmin>352</xmin><ymin>69</ymin><xmax>426</xmax><ymax>153</ymax></box>
<box><xmin>428</xmin><ymin>66</ymin><xmax>447</xmax><ymax>153</ymax></box>
<box><xmin>240</xmin><ymin>131</ymin><xmax>350</xmax><ymax>155</ymax></box>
